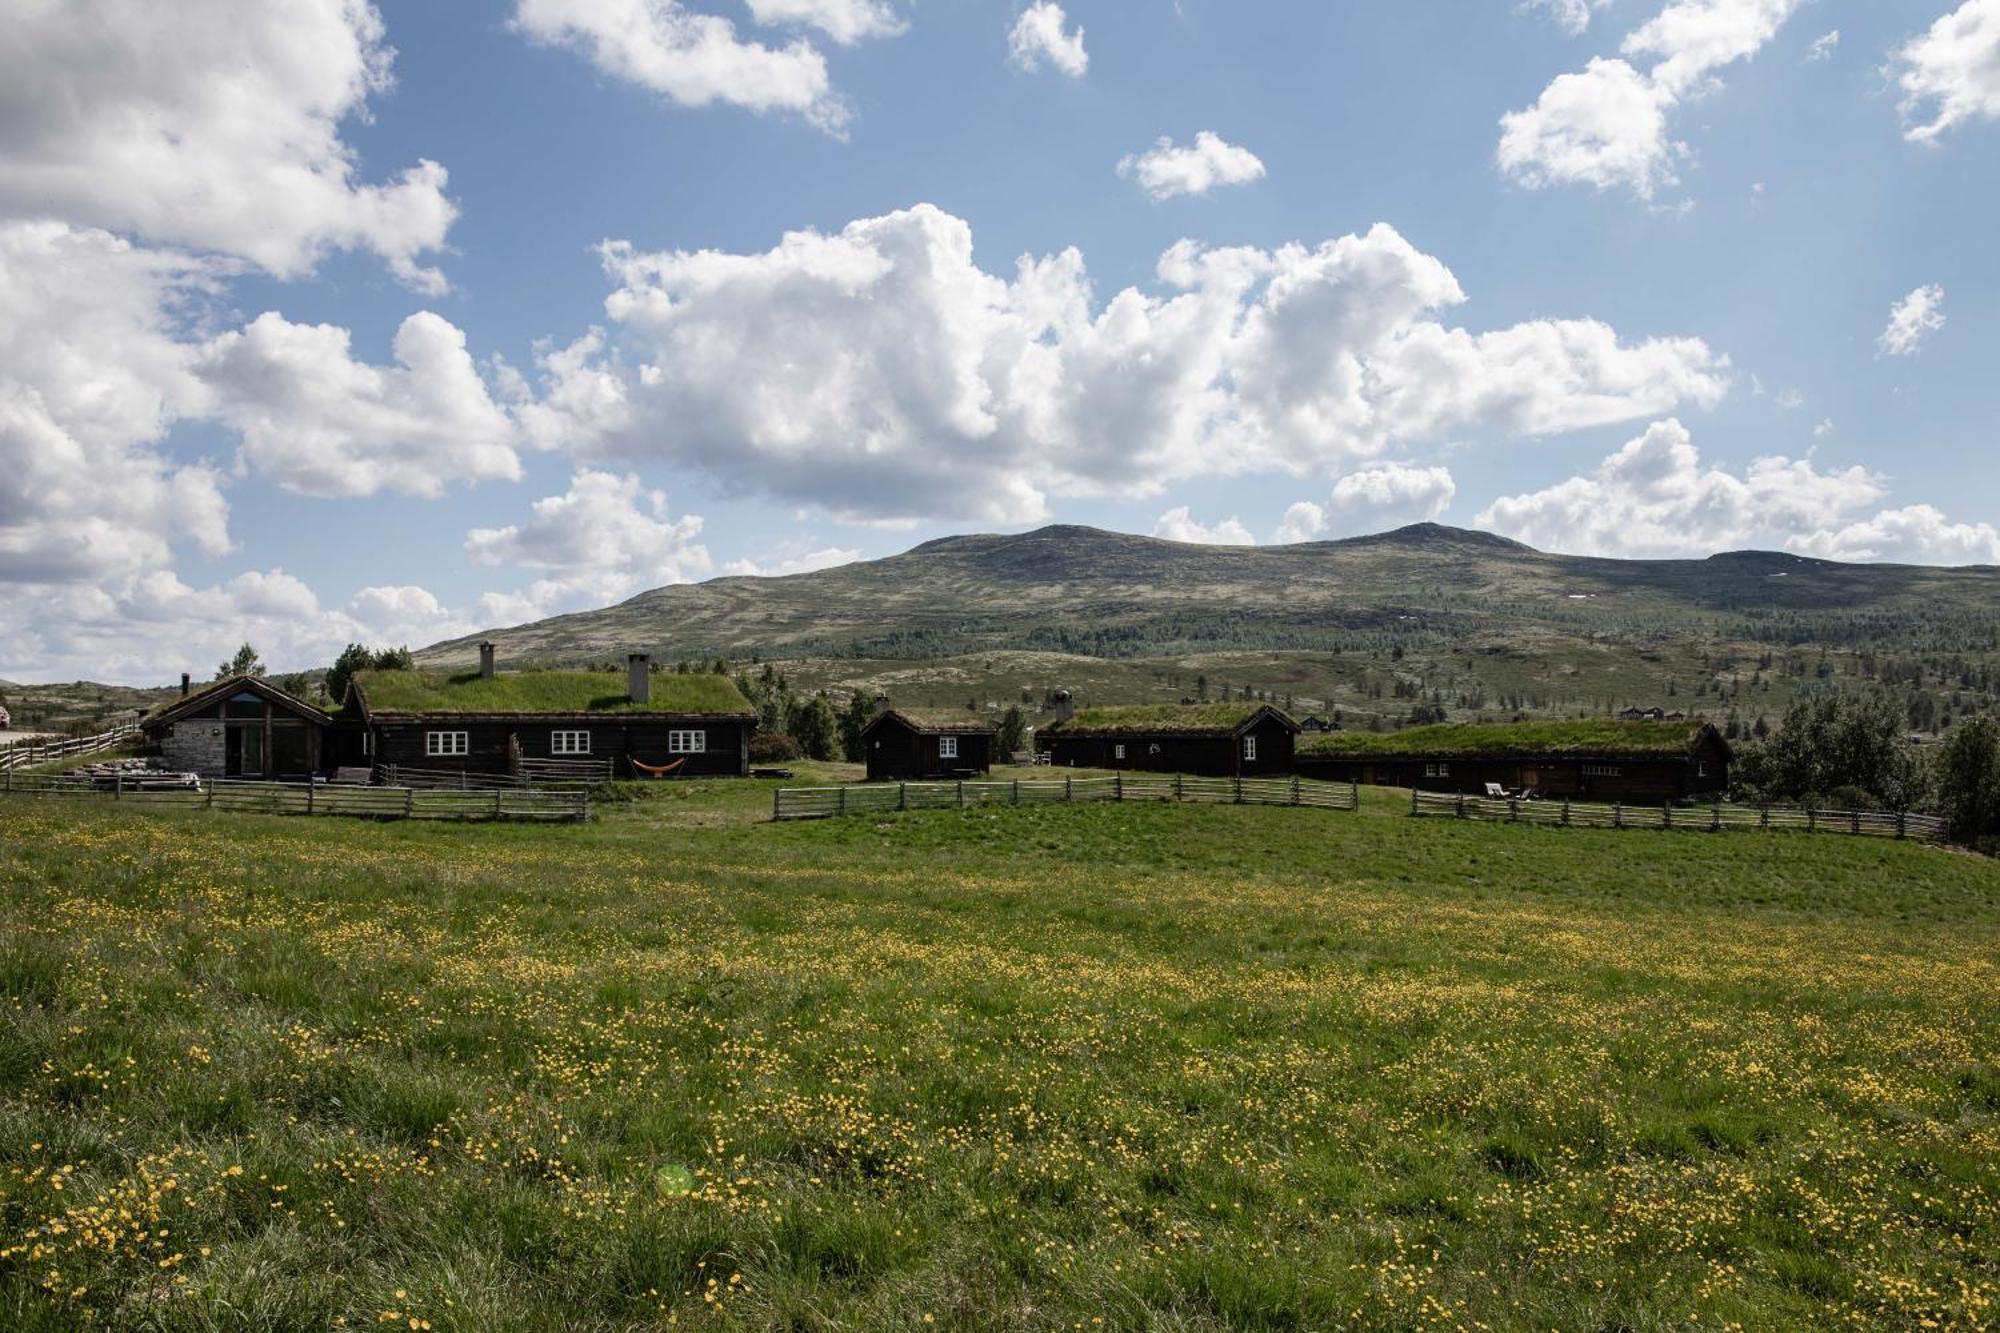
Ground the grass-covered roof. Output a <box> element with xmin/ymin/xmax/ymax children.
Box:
<box><xmin>1044</xmin><ymin>701</ymin><xmax>1291</xmax><ymax>737</ymax></box>
<box><xmin>869</xmin><ymin>709</ymin><xmax>996</xmax><ymax>735</ymax></box>
<box><xmin>352</xmin><ymin>669</ymin><xmax>753</xmax><ymax>718</ymax></box>
<box><xmin>1298</xmin><ymin>719</ymin><xmax>1714</xmax><ymax>759</ymax></box>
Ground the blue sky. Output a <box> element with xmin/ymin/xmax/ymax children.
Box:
<box><xmin>2</xmin><ymin>0</ymin><xmax>1996</xmax><ymax>681</ymax></box>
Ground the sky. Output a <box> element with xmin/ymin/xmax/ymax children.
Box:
<box><xmin>2</xmin><ymin>0</ymin><xmax>1997</xmax><ymax>684</ymax></box>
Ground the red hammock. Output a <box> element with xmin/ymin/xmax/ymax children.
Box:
<box><xmin>630</xmin><ymin>756</ymin><xmax>688</xmax><ymax>779</ymax></box>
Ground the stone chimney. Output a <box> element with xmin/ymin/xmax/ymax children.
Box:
<box><xmin>628</xmin><ymin>653</ymin><xmax>652</xmax><ymax>705</ymax></box>
<box><xmin>873</xmin><ymin>693</ymin><xmax>891</xmax><ymax>716</ymax></box>
<box><xmin>1053</xmin><ymin>689</ymin><xmax>1075</xmax><ymax>722</ymax></box>
<box><xmin>478</xmin><ymin>641</ymin><xmax>496</xmax><ymax>679</ymax></box>
<box><xmin>180</xmin><ymin>672</ymin><xmax>191</xmax><ymax>698</ymax></box>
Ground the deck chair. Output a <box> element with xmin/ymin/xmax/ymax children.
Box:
<box><xmin>1483</xmin><ymin>782</ymin><xmax>1508</xmax><ymax>799</ymax></box>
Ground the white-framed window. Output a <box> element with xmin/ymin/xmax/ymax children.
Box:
<box><xmin>426</xmin><ymin>731</ymin><xmax>468</xmax><ymax>757</ymax></box>
<box><xmin>1584</xmin><ymin>763</ymin><xmax>1623</xmax><ymax>777</ymax></box>
<box><xmin>1696</xmin><ymin>761</ymin><xmax>1708</xmax><ymax>777</ymax></box>
<box><xmin>938</xmin><ymin>735</ymin><xmax>959</xmax><ymax>759</ymax></box>
<box><xmin>1243</xmin><ymin>735</ymin><xmax>1258</xmax><ymax>761</ymax></box>
<box><xmin>552</xmin><ymin>730</ymin><xmax>591</xmax><ymax>756</ymax></box>
<box><xmin>1114</xmin><ymin>744</ymin><xmax>1126</xmax><ymax>760</ymax></box>
<box><xmin>668</xmin><ymin>729</ymin><xmax>707</xmax><ymax>754</ymax></box>
<box><xmin>1426</xmin><ymin>762</ymin><xmax>1449</xmax><ymax>777</ymax></box>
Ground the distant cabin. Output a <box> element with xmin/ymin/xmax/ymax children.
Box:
<box><xmin>1298</xmin><ymin>715</ymin><xmax>1334</xmax><ymax>733</ymax></box>
<box><xmin>141</xmin><ymin>675</ymin><xmax>334</xmax><ymax>779</ymax></box>
<box><xmin>340</xmin><ymin>652</ymin><xmax>755</xmax><ymax>780</ymax></box>
<box><xmin>1294</xmin><ymin>720</ymin><xmax>1731</xmax><ymax>801</ymax></box>
<box><xmin>862</xmin><ymin>709</ymin><xmax>996</xmax><ymax>781</ymax></box>
<box><xmin>1040</xmin><ymin>701</ymin><xmax>1298</xmax><ymax>777</ymax></box>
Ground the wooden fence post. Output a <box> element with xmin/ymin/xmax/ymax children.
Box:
<box><xmin>1508</xmin><ymin>796</ymin><xmax>1518</xmax><ymax>823</ymax></box>
<box><xmin>1561</xmin><ymin>798</ymin><xmax>1571</xmax><ymax>827</ymax></box>
<box><xmin>957</xmin><ymin>781</ymin><xmax>965</xmax><ymax>809</ymax></box>
<box><xmin>1455</xmin><ymin>793</ymin><xmax>1466</xmax><ymax>819</ymax></box>
<box><xmin>1663</xmin><ymin>804</ymin><xmax>1672</xmax><ymax>829</ymax></box>
<box><xmin>1851</xmin><ymin>810</ymin><xmax>1860</xmax><ymax>835</ymax></box>
<box><xmin>772</xmin><ymin>788</ymin><xmax>781</xmax><ymax>821</ymax></box>
<box><xmin>1613</xmin><ymin>802</ymin><xmax>1622</xmax><ymax>830</ymax></box>
<box><xmin>1013</xmin><ymin>779</ymin><xmax>1020</xmax><ymax>805</ymax></box>
<box><xmin>1065</xmin><ymin>776</ymin><xmax>1073</xmax><ymax>802</ymax></box>
<box><xmin>1896</xmin><ymin>811</ymin><xmax>1907</xmax><ymax>840</ymax></box>
<box><xmin>1350</xmin><ymin>780</ymin><xmax>1358</xmax><ymax>811</ymax></box>
<box><xmin>1115</xmin><ymin>775</ymin><xmax>1123</xmax><ymax>802</ymax></box>
<box><xmin>1410</xmin><ymin>787</ymin><xmax>1419</xmax><ymax>815</ymax></box>
<box><xmin>1235</xmin><ymin>777</ymin><xmax>1244</xmax><ymax>805</ymax></box>
<box><xmin>1761</xmin><ymin>805</ymin><xmax>1770</xmax><ymax>829</ymax></box>
<box><xmin>404</xmin><ymin>788</ymin><xmax>415</xmax><ymax>818</ymax></box>
<box><xmin>838</xmin><ymin>786</ymin><xmax>848</xmax><ymax>817</ymax></box>
<box><xmin>1711</xmin><ymin>803</ymin><xmax>1721</xmax><ymax>832</ymax></box>
<box><xmin>899</xmin><ymin>783</ymin><xmax>908</xmax><ymax>812</ymax></box>
<box><xmin>492</xmin><ymin>790</ymin><xmax>503</xmax><ymax>821</ymax></box>
<box><xmin>1807</xmin><ymin>808</ymin><xmax>1816</xmax><ymax>833</ymax></box>
<box><xmin>1292</xmin><ymin>776</ymin><xmax>1302</xmax><ymax>807</ymax></box>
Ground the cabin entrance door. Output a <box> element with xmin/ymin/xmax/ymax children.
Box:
<box><xmin>1521</xmin><ymin>767</ymin><xmax>1541</xmax><ymax>790</ymax></box>
<box><xmin>226</xmin><ymin>724</ymin><xmax>265</xmax><ymax>778</ymax></box>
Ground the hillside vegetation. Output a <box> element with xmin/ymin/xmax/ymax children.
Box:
<box><xmin>412</xmin><ymin>523</ymin><xmax>2000</xmax><ymax>739</ymax></box>
<box><xmin>2</xmin><ymin>784</ymin><xmax>1995</xmax><ymax>1329</ymax></box>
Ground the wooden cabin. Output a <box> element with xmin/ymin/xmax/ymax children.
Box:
<box><xmin>1293</xmin><ymin>719</ymin><xmax>1731</xmax><ymax>801</ymax></box>
<box><xmin>1039</xmin><ymin>700</ymin><xmax>1298</xmax><ymax>777</ymax></box>
<box><xmin>863</xmin><ymin>708</ymin><xmax>996</xmax><ymax>780</ymax></box>
<box><xmin>341</xmin><ymin>653</ymin><xmax>755</xmax><ymax>780</ymax></box>
<box><xmin>141</xmin><ymin>675</ymin><xmax>333</xmax><ymax>779</ymax></box>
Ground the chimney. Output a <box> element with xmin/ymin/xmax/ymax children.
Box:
<box><xmin>873</xmin><ymin>693</ymin><xmax>891</xmax><ymax>716</ymax></box>
<box><xmin>1053</xmin><ymin>689</ymin><xmax>1075</xmax><ymax>722</ymax></box>
<box><xmin>180</xmin><ymin>673</ymin><xmax>191</xmax><ymax>698</ymax></box>
<box><xmin>628</xmin><ymin>653</ymin><xmax>652</xmax><ymax>705</ymax></box>
<box><xmin>478</xmin><ymin>641</ymin><xmax>496</xmax><ymax>679</ymax></box>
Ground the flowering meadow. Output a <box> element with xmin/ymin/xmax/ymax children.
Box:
<box><xmin>1</xmin><ymin>782</ymin><xmax>1996</xmax><ymax>1329</ymax></box>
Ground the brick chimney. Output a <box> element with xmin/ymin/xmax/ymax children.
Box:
<box><xmin>478</xmin><ymin>641</ymin><xmax>496</xmax><ymax>679</ymax></box>
<box><xmin>873</xmin><ymin>693</ymin><xmax>891</xmax><ymax>716</ymax></box>
<box><xmin>180</xmin><ymin>672</ymin><xmax>191</xmax><ymax>698</ymax></box>
<box><xmin>1053</xmin><ymin>689</ymin><xmax>1075</xmax><ymax>722</ymax></box>
<box><xmin>628</xmin><ymin>653</ymin><xmax>652</xmax><ymax>705</ymax></box>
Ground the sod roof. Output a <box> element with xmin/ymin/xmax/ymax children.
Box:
<box><xmin>351</xmin><ymin>669</ymin><xmax>754</xmax><ymax>718</ymax></box>
<box><xmin>1043</xmin><ymin>702</ymin><xmax>1293</xmax><ymax>738</ymax></box>
<box><xmin>866</xmin><ymin>709</ymin><xmax>996</xmax><ymax>736</ymax></box>
<box><xmin>1297</xmin><ymin>719</ymin><xmax>1718</xmax><ymax>760</ymax></box>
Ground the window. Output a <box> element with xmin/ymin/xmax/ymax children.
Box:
<box><xmin>1243</xmin><ymin>735</ymin><xmax>1257</xmax><ymax>761</ymax></box>
<box><xmin>1114</xmin><ymin>744</ymin><xmax>1126</xmax><ymax>760</ymax></box>
<box><xmin>938</xmin><ymin>735</ymin><xmax>959</xmax><ymax>760</ymax></box>
<box><xmin>426</xmin><ymin>731</ymin><xmax>468</xmax><ymax>757</ymax></box>
<box><xmin>1696</xmin><ymin>761</ymin><xmax>1708</xmax><ymax>777</ymax></box>
<box><xmin>668</xmin><ymin>730</ymin><xmax>707</xmax><ymax>755</ymax></box>
<box><xmin>1583</xmin><ymin>764</ymin><xmax>1623</xmax><ymax>778</ymax></box>
<box><xmin>552</xmin><ymin>730</ymin><xmax>591</xmax><ymax>756</ymax></box>
<box><xmin>1426</xmin><ymin>762</ymin><xmax>1450</xmax><ymax>777</ymax></box>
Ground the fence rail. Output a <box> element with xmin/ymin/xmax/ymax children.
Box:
<box><xmin>377</xmin><ymin>764</ymin><xmax>528</xmax><ymax>791</ymax></box>
<box><xmin>1410</xmin><ymin>790</ymin><xmax>1947</xmax><ymax>842</ymax></box>
<box><xmin>0</xmin><ymin>722</ymin><xmax>141</xmax><ymax>773</ymax></box>
<box><xmin>0</xmin><ymin>772</ymin><xmax>587</xmax><ymax>823</ymax></box>
<box><xmin>773</xmin><ymin>773</ymin><xmax>1359</xmax><ymax>822</ymax></box>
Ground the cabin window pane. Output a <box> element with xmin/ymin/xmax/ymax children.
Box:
<box><xmin>938</xmin><ymin>736</ymin><xmax>958</xmax><ymax>759</ymax></box>
<box><xmin>668</xmin><ymin>730</ymin><xmax>707</xmax><ymax>755</ymax></box>
<box><xmin>552</xmin><ymin>730</ymin><xmax>591</xmax><ymax>756</ymax></box>
<box><xmin>1583</xmin><ymin>764</ymin><xmax>1622</xmax><ymax>777</ymax></box>
<box><xmin>426</xmin><ymin>731</ymin><xmax>468</xmax><ymax>757</ymax></box>
<box><xmin>1114</xmin><ymin>744</ymin><xmax>1125</xmax><ymax>760</ymax></box>
<box><xmin>1243</xmin><ymin>736</ymin><xmax>1257</xmax><ymax>761</ymax></box>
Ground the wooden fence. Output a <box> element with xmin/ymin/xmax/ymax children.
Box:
<box><xmin>1410</xmin><ymin>790</ymin><xmax>1947</xmax><ymax>842</ymax></box>
<box><xmin>0</xmin><ymin>722</ymin><xmax>141</xmax><ymax>773</ymax></box>
<box><xmin>773</xmin><ymin>773</ymin><xmax>1359</xmax><ymax>822</ymax></box>
<box><xmin>0</xmin><ymin>772</ymin><xmax>587</xmax><ymax>823</ymax></box>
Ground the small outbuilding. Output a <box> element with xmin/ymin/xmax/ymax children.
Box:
<box><xmin>142</xmin><ymin>674</ymin><xmax>334</xmax><ymax>779</ymax></box>
<box><xmin>1039</xmin><ymin>699</ymin><xmax>1298</xmax><ymax>777</ymax></box>
<box><xmin>862</xmin><ymin>707</ymin><xmax>996</xmax><ymax>781</ymax></box>
<box><xmin>1293</xmin><ymin>719</ymin><xmax>1731</xmax><ymax>801</ymax></box>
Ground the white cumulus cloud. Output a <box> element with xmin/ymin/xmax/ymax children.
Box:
<box><xmin>1892</xmin><ymin>0</ymin><xmax>2000</xmax><ymax>142</ymax></box>
<box><xmin>513</xmin><ymin>0</ymin><xmax>849</xmax><ymax>133</ymax></box>
<box><xmin>1275</xmin><ymin>464</ymin><xmax>1457</xmax><ymax>541</ymax></box>
<box><xmin>1476</xmin><ymin>418</ymin><xmax>1887</xmax><ymax>557</ymax></box>
<box><xmin>1878</xmin><ymin>284</ymin><xmax>1947</xmax><ymax>357</ymax></box>
<box><xmin>1787</xmin><ymin>505</ymin><xmax>2000</xmax><ymax>566</ymax></box>
<box><xmin>1009</xmin><ymin>2</ymin><xmax>1088</xmax><ymax>77</ymax></box>
<box><xmin>523</xmin><ymin>205</ymin><xmax>1728</xmax><ymax>526</ymax></box>
<box><xmin>1119</xmin><ymin>132</ymin><xmax>1267</xmax><ymax>200</ymax></box>
<box><xmin>467</xmin><ymin>470</ymin><xmax>716</xmax><ymax>624</ymax></box>
<box><xmin>1499</xmin><ymin>0</ymin><xmax>1803</xmax><ymax>199</ymax></box>
<box><xmin>1805</xmin><ymin>29</ymin><xmax>1839</xmax><ymax>61</ymax></box>
<box><xmin>0</xmin><ymin>0</ymin><xmax>456</xmax><ymax>291</ymax></box>
<box><xmin>1152</xmin><ymin>507</ymin><xmax>1256</xmax><ymax>546</ymax></box>
<box><xmin>744</xmin><ymin>0</ymin><xmax>906</xmax><ymax>44</ymax></box>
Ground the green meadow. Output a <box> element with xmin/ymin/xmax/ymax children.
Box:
<box><xmin>1</xmin><ymin>773</ymin><xmax>1995</xmax><ymax>1330</ymax></box>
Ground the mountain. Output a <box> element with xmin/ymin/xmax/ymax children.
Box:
<box><xmin>417</xmin><ymin>523</ymin><xmax>2000</xmax><ymax>670</ymax></box>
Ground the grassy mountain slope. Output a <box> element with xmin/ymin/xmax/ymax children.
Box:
<box><xmin>419</xmin><ymin>523</ymin><xmax>2000</xmax><ymax>667</ymax></box>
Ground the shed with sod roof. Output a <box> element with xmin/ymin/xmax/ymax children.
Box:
<box><xmin>343</xmin><ymin>650</ymin><xmax>755</xmax><ymax>779</ymax></box>
<box><xmin>1039</xmin><ymin>700</ymin><xmax>1297</xmax><ymax>777</ymax></box>
<box><xmin>1293</xmin><ymin>719</ymin><xmax>1730</xmax><ymax>801</ymax></box>
<box><xmin>141</xmin><ymin>674</ymin><xmax>334</xmax><ymax>779</ymax></box>
<box><xmin>862</xmin><ymin>707</ymin><xmax>997</xmax><ymax>781</ymax></box>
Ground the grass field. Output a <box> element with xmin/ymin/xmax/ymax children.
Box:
<box><xmin>1</xmin><ymin>775</ymin><xmax>1996</xmax><ymax>1330</ymax></box>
